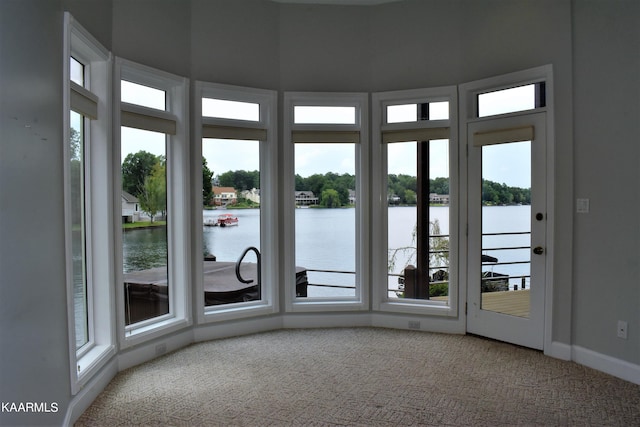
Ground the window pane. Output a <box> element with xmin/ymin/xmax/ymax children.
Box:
<box><xmin>70</xmin><ymin>110</ymin><xmax>88</xmax><ymax>349</ymax></box>
<box><xmin>70</xmin><ymin>57</ymin><xmax>84</xmax><ymax>86</ymax></box>
<box><xmin>202</xmin><ymin>138</ymin><xmax>261</xmax><ymax>306</ymax></box>
<box><xmin>202</xmin><ymin>98</ymin><xmax>260</xmax><ymax>122</ymax></box>
<box><xmin>428</xmin><ymin>102</ymin><xmax>449</xmax><ymax>120</ymax></box>
<box><xmin>121</xmin><ymin>80</ymin><xmax>166</xmax><ymax>110</ymax></box>
<box><xmin>294</xmin><ymin>106</ymin><xmax>356</xmax><ymax>124</ymax></box>
<box><xmin>295</xmin><ymin>143</ymin><xmax>356</xmax><ymax>298</ymax></box>
<box><xmin>478</xmin><ymin>84</ymin><xmax>535</xmax><ymax>117</ymax></box>
<box><xmin>387</xmin><ymin>104</ymin><xmax>418</xmax><ymax>123</ymax></box>
<box><xmin>387</xmin><ymin>102</ymin><xmax>449</xmax><ymax>123</ymax></box>
<box><xmin>121</xmin><ymin>127</ymin><xmax>169</xmax><ymax>325</ymax></box>
<box><xmin>387</xmin><ymin>140</ymin><xmax>450</xmax><ymax>302</ymax></box>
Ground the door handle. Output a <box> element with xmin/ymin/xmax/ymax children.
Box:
<box><xmin>533</xmin><ymin>246</ymin><xmax>544</xmax><ymax>255</ymax></box>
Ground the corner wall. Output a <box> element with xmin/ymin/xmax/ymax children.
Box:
<box><xmin>0</xmin><ymin>1</ymin><xmax>71</xmax><ymax>426</ymax></box>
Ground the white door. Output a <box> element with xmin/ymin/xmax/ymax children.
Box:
<box><xmin>467</xmin><ymin>112</ymin><xmax>547</xmax><ymax>349</ymax></box>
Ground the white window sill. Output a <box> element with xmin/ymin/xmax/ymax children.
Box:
<box><xmin>201</xmin><ymin>302</ymin><xmax>277</xmax><ymax>323</ymax></box>
<box><xmin>74</xmin><ymin>344</ymin><xmax>116</xmax><ymax>394</ymax></box>
<box><xmin>122</xmin><ymin>317</ymin><xmax>191</xmax><ymax>349</ymax></box>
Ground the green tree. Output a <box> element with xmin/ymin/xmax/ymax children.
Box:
<box><xmin>430</xmin><ymin>177</ymin><xmax>449</xmax><ymax>195</ymax></box>
<box><xmin>320</xmin><ymin>188</ymin><xmax>341</xmax><ymax>208</ymax></box>
<box><xmin>404</xmin><ymin>189</ymin><xmax>417</xmax><ymax>205</ymax></box>
<box><xmin>139</xmin><ymin>163</ymin><xmax>166</xmax><ymax>223</ymax></box>
<box><xmin>202</xmin><ymin>157</ymin><xmax>214</xmax><ymax>206</ymax></box>
<box><xmin>122</xmin><ymin>151</ymin><xmax>161</xmax><ymax>197</ymax></box>
<box><xmin>70</xmin><ymin>128</ymin><xmax>82</xmax><ymax>225</ymax></box>
<box><xmin>218</xmin><ymin>169</ymin><xmax>259</xmax><ymax>192</ymax></box>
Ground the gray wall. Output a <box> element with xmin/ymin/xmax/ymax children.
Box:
<box><xmin>1</xmin><ymin>1</ymin><xmax>71</xmax><ymax>425</ymax></box>
<box><xmin>0</xmin><ymin>0</ymin><xmax>638</xmax><ymax>425</ymax></box>
<box><xmin>572</xmin><ymin>0</ymin><xmax>639</xmax><ymax>362</ymax></box>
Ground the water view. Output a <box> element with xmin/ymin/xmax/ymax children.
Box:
<box><xmin>121</xmin><ymin>205</ymin><xmax>531</xmax><ymax>298</ymax></box>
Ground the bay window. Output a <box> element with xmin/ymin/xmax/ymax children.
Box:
<box><xmin>115</xmin><ymin>58</ymin><xmax>190</xmax><ymax>345</ymax></box>
<box><xmin>64</xmin><ymin>13</ymin><xmax>115</xmax><ymax>394</ymax></box>
<box><xmin>195</xmin><ymin>82</ymin><xmax>278</xmax><ymax>322</ymax></box>
<box><xmin>284</xmin><ymin>93</ymin><xmax>369</xmax><ymax>311</ymax></box>
<box><xmin>372</xmin><ymin>87</ymin><xmax>459</xmax><ymax>316</ymax></box>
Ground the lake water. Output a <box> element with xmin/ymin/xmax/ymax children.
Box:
<box><xmin>123</xmin><ymin>205</ymin><xmax>532</xmax><ymax>297</ymax></box>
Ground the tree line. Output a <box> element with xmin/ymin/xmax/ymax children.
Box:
<box><xmin>388</xmin><ymin>174</ymin><xmax>530</xmax><ymax>206</ymax></box>
<box><xmin>121</xmin><ymin>150</ymin><xmax>530</xmax><ymax>213</ymax></box>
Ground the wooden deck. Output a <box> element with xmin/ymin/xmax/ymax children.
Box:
<box><xmin>481</xmin><ymin>289</ymin><xmax>530</xmax><ymax>318</ymax></box>
<box><xmin>432</xmin><ymin>289</ymin><xmax>530</xmax><ymax>318</ymax></box>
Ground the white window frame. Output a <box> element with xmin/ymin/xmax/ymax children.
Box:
<box><xmin>114</xmin><ymin>57</ymin><xmax>191</xmax><ymax>348</ymax></box>
<box><xmin>194</xmin><ymin>81</ymin><xmax>279</xmax><ymax>323</ymax></box>
<box><xmin>64</xmin><ymin>13</ymin><xmax>116</xmax><ymax>395</ymax></box>
<box><xmin>283</xmin><ymin>92</ymin><xmax>370</xmax><ymax>312</ymax></box>
<box><xmin>371</xmin><ymin>86</ymin><xmax>459</xmax><ymax>317</ymax></box>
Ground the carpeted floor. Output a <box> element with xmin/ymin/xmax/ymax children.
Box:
<box><xmin>76</xmin><ymin>328</ymin><xmax>640</xmax><ymax>426</ymax></box>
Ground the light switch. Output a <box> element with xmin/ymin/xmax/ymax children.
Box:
<box><xmin>576</xmin><ymin>198</ymin><xmax>590</xmax><ymax>213</ymax></box>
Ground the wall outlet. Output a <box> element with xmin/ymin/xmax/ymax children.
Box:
<box><xmin>408</xmin><ymin>320</ymin><xmax>420</xmax><ymax>330</ymax></box>
<box><xmin>576</xmin><ymin>198</ymin><xmax>590</xmax><ymax>213</ymax></box>
<box><xmin>617</xmin><ymin>320</ymin><xmax>628</xmax><ymax>339</ymax></box>
<box><xmin>155</xmin><ymin>343</ymin><xmax>167</xmax><ymax>355</ymax></box>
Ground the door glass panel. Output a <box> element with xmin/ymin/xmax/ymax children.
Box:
<box><xmin>295</xmin><ymin>143</ymin><xmax>356</xmax><ymax>297</ymax></box>
<box><xmin>121</xmin><ymin>127</ymin><xmax>169</xmax><ymax>325</ymax></box>
<box><xmin>480</xmin><ymin>141</ymin><xmax>531</xmax><ymax>317</ymax></box>
<box><xmin>202</xmin><ymin>138</ymin><xmax>261</xmax><ymax>306</ymax></box>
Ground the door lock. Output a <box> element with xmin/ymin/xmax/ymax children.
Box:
<box><xmin>536</xmin><ymin>212</ymin><xmax>544</xmax><ymax>221</ymax></box>
<box><xmin>533</xmin><ymin>246</ymin><xmax>544</xmax><ymax>255</ymax></box>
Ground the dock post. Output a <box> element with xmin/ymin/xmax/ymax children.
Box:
<box><xmin>403</xmin><ymin>265</ymin><xmax>417</xmax><ymax>298</ymax></box>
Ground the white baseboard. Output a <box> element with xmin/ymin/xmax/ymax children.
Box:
<box><xmin>282</xmin><ymin>312</ymin><xmax>370</xmax><ymax>329</ymax></box>
<box><xmin>63</xmin><ymin>357</ymin><xmax>118</xmax><ymax>426</ymax></box>
<box><xmin>371</xmin><ymin>312</ymin><xmax>465</xmax><ymax>334</ymax></box>
<box><xmin>546</xmin><ymin>340</ymin><xmax>572</xmax><ymax>360</ymax></box>
<box><xmin>118</xmin><ymin>328</ymin><xmax>193</xmax><ymax>372</ymax></box>
<box><xmin>572</xmin><ymin>345</ymin><xmax>640</xmax><ymax>385</ymax></box>
<box><xmin>194</xmin><ymin>315</ymin><xmax>282</xmax><ymax>342</ymax></box>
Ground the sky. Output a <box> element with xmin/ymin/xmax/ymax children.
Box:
<box><xmin>120</xmin><ymin>83</ymin><xmax>535</xmax><ymax>188</ymax></box>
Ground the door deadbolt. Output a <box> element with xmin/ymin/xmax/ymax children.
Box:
<box><xmin>536</xmin><ymin>212</ymin><xmax>544</xmax><ymax>221</ymax></box>
<box><xmin>533</xmin><ymin>246</ymin><xmax>544</xmax><ymax>255</ymax></box>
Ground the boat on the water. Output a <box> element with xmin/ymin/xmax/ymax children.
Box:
<box><xmin>216</xmin><ymin>213</ymin><xmax>239</xmax><ymax>227</ymax></box>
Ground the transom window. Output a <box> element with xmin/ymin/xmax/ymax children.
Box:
<box><xmin>294</xmin><ymin>105</ymin><xmax>357</xmax><ymax>124</ymax></box>
<box><xmin>477</xmin><ymin>82</ymin><xmax>545</xmax><ymax>117</ymax></box>
<box><xmin>202</xmin><ymin>98</ymin><xmax>260</xmax><ymax>122</ymax></box>
<box><xmin>386</xmin><ymin>101</ymin><xmax>449</xmax><ymax>123</ymax></box>
<box><xmin>121</xmin><ymin>80</ymin><xmax>166</xmax><ymax>110</ymax></box>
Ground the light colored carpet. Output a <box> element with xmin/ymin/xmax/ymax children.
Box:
<box><xmin>76</xmin><ymin>328</ymin><xmax>640</xmax><ymax>426</ymax></box>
